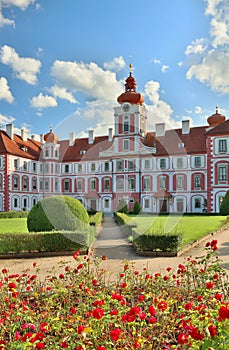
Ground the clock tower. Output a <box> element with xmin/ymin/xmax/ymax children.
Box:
<box><xmin>114</xmin><ymin>64</ymin><xmax>147</xmax><ymax>152</ymax></box>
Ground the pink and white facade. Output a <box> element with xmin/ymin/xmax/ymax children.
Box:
<box><xmin>0</xmin><ymin>70</ymin><xmax>228</xmax><ymax>214</ymax></box>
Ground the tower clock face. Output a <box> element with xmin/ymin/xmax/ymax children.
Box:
<box><xmin>123</xmin><ymin>103</ymin><xmax>130</xmax><ymax>112</ymax></box>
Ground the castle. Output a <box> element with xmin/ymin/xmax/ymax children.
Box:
<box><xmin>0</xmin><ymin>67</ymin><xmax>228</xmax><ymax>213</ymax></box>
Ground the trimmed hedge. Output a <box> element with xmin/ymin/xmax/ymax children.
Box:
<box><xmin>0</xmin><ymin>210</ymin><xmax>29</xmax><ymax>219</ymax></box>
<box><xmin>89</xmin><ymin>212</ymin><xmax>103</xmax><ymax>227</ymax></box>
<box><xmin>0</xmin><ymin>229</ymin><xmax>96</xmax><ymax>254</ymax></box>
<box><xmin>27</xmin><ymin>196</ymin><xmax>89</xmax><ymax>232</ymax></box>
<box><xmin>133</xmin><ymin>233</ymin><xmax>182</xmax><ymax>252</ymax></box>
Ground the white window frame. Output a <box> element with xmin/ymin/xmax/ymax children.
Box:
<box><xmin>123</xmin><ymin>139</ymin><xmax>129</xmax><ymax>151</ymax></box>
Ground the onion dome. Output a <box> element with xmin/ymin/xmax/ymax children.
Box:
<box><xmin>44</xmin><ymin>125</ymin><xmax>58</xmax><ymax>144</ymax></box>
<box><xmin>207</xmin><ymin>106</ymin><xmax>226</xmax><ymax>127</ymax></box>
<box><xmin>117</xmin><ymin>64</ymin><xmax>144</xmax><ymax>105</ymax></box>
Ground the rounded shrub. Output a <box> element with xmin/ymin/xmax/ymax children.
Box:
<box><xmin>117</xmin><ymin>198</ymin><xmax>129</xmax><ymax>214</ymax></box>
<box><xmin>27</xmin><ymin>196</ymin><xmax>89</xmax><ymax>232</ymax></box>
<box><xmin>133</xmin><ymin>201</ymin><xmax>142</xmax><ymax>215</ymax></box>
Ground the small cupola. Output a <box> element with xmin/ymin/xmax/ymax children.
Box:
<box><xmin>117</xmin><ymin>64</ymin><xmax>144</xmax><ymax>105</ymax></box>
<box><xmin>44</xmin><ymin>125</ymin><xmax>58</xmax><ymax>144</ymax></box>
<box><xmin>207</xmin><ymin>106</ymin><xmax>226</xmax><ymax>127</ymax></box>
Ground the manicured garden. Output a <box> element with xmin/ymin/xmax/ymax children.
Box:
<box><xmin>0</xmin><ymin>240</ymin><xmax>229</xmax><ymax>348</ymax></box>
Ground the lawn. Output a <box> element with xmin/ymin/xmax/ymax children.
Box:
<box><xmin>129</xmin><ymin>215</ymin><xmax>227</xmax><ymax>246</ymax></box>
<box><xmin>0</xmin><ymin>218</ymin><xmax>28</xmax><ymax>233</ymax></box>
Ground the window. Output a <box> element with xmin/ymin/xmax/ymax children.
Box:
<box><xmin>45</xmin><ymin>179</ymin><xmax>49</xmax><ymax>191</ymax></box>
<box><xmin>143</xmin><ymin>177</ymin><xmax>151</xmax><ymax>191</ymax></box>
<box><xmin>40</xmin><ymin>164</ymin><xmax>43</xmax><ymax>173</ymax></box>
<box><xmin>14</xmin><ymin>159</ymin><xmax>19</xmax><ymax>170</ymax></box>
<box><xmin>77</xmin><ymin>179</ymin><xmax>83</xmax><ymax>192</ymax></box>
<box><xmin>160</xmin><ymin>176</ymin><xmax>166</xmax><ymax>190</ymax></box>
<box><xmin>123</xmin><ymin>116</ymin><xmax>129</xmax><ymax>132</ymax></box>
<box><xmin>0</xmin><ymin>174</ymin><xmax>2</xmax><ymax>190</ymax></box>
<box><xmin>104</xmin><ymin>178</ymin><xmax>110</xmax><ymax>191</ymax></box>
<box><xmin>104</xmin><ymin>162</ymin><xmax>109</xmax><ymax>172</ymax></box>
<box><xmin>44</xmin><ymin>164</ymin><xmax>49</xmax><ymax>173</ymax></box>
<box><xmin>194</xmin><ymin>174</ymin><xmax>202</xmax><ymax>189</ymax></box>
<box><xmin>116</xmin><ymin>177</ymin><xmax>124</xmax><ymax>191</ymax></box>
<box><xmin>64</xmin><ymin>180</ymin><xmax>70</xmax><ymax>191</ymax></box>
<box><xmin>177</xmin><ymin>158</ymin><xmax>183</xmax><ymax>169</ymax></box>
<box><xmin>45</xmin><ymin>149</ymin><xmax>49</xmax><ymax>157</ymax></box>
<box><xmin>176</xmin><ymin>175</ymin><xmax>184</xmax><ymax>190</ymax></box>
<box><xmin>123</xmin><ymin>139</ymin><xmax>129</xmax><ymax>151</ymax></box>
<box><xmin>14</xmin><ymin>197</ymin><xmax>18</xmax><ymax>208</ymax></box>
<box><xmin>39</xmin><ymin>180</ymin><xmax>43</xmax><ymax>191</ymax></box>
<box><xmin>32</xmin><ymin>178</ymin><xmax>37</xmax><ymax>190</ymax></box>
<box><xmin>128</xmin><ymin>160</ymin><xmax>135</xmax><ymax>171</ymax></box>
<box><xmin>218</xmin><ymin>165</ymin><xmax>228</xmax><ymax>181</ymax></box>
<box><xmin>117</xmin><ymin>160</ymin><xmax>124</xmax><ymax>171</ymax></box>
<box><xmin>144</xmin><ymin>159</ymin><xmax>150</xmax><ymax>170</ymax></box>
<box><xmin>144</xmin><ymin>198</ymin><xmax>150</xmax><ymax>209</ymax></box>
<box><xmin>177</xmin><ymin>198</ymin><xmax>184</xmax><ymax>212</ymax></box>
<box><xmin>54</xmin><ymin>149</ymin><xmax>59</xmax><ymax>158</ymax></box>
<box><xmin>160</xmin><ymin>158</ymin><xmax>166</xmax><ymax>169</ymax></box>
<box><xmin>78</xmin><ymin>163</ymin><xmax>82</xmax><ymax>173</ymax></box>
<box><xmin>90</xmin><ymin>163</ymin><xmax>96</xmax><ymax>172</ymax></box>
<box><xmin>13</xmin><ymin>176</ymin><xmax>19</xmax><ymax>189</ymax></box>
<box><xmin>90</xmin><ymin>178</ymin><xmax>96</xmax><ymax>191</ymax></box>
<box><xmin>23</xmin><ymin>198</ymin><xmax>27</xmax><ymax>209</ymax></box>
<box><xmin>64</xmin><ymin>164</ymin><xmax>70</xmax><ymax>173</ymax></box>
<box><xmin>219</xmin><ymin>139</ymin><xmax>227</xmax><ymax>154</ymax></box>
<box><xmin>194</xmin><ymin>157</ymin><xmax>201</xmax><ymax>168</ymax></box>
<box><xmin>23</xmin><ymin>177</ymin><xmax>28</xmax><ymax>190</ymax></box>
<box><xmin>129</xmin><ymin>197</ymin><xmax>134</xmax><ymax>203</ymax></box>
<box><xmin>55</xmin><ymin>164</ymin><xmax>59</xmax><ymax>174</ymax></box>
<box><xmin>128</xmin><ymin>176</ymin><xmax>135</xmax><ymax>191</ymax></box>
<box><xmin>0</xmin><ymin>157</ymin><xmax>2</xmax><ymax>168</ymax></box>
<box><xmin>32</xmin><ymin>162</ymin><xmax>37</xmax><ymax>172</ymax></box>
<box><xmin>104</xmin><ymin>198</ymin><xmax>110</xmax><ymax>208</ymax></box>
<box><xmin>195</xmin><ymin>198</ymin><xmax>201</xmax><ymax>208</ymax></box>
<box><xmin>55</xmin><ymin>179</ymin><xmax>59</xmax><ymax>192</ymax></box>
<box><xmin>32</xmin><ymin>198</ymin><xmax>37</xmax><ymax>206</ymax></box>
<box><xmin>23</xmin><ymin>161</ymin><xmax>27</xmax><ymax>171</ymax></box>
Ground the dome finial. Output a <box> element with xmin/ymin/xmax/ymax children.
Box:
<box><xmin>216</xmin><ymin>105</ymin><xmax>219</xmax><ymax>114</ymax></box>
<box><xmin>129</xmin><ymin>63</ymin><xmax>133</xmax><ymax>75</ymax></box>
<box><xmin>50</xmin><ymin>124</ymin><xmax>53</xmax><ymax>132</ymax></box>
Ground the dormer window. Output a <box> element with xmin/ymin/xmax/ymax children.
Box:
<box><xmin>219</xmin><ymin>139</ymin><xmax>227</xmax><ymax>154</ymax></box>
<box><xmin>123</xmin><ymin>116</ymin><xmax>129</xmax><ymax>133</ymax></box>
<box><xmin>44</xmin><ymin>149</ymin><xmax>49</xmax><ymax>157</ymax></box>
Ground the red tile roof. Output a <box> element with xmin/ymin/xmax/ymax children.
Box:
<box><xmin>206</xmin><ymin>119</ymin><xmax>229</xmax><ymax>135</ymax></box>
<box><xmin>144</xmin><ymin>126</ymin><xmax>207</xmax><ymax>156</ymax></box>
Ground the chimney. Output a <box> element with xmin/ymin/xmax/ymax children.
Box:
<box><xmin>182</xmin><ymin>120</ymin><xmax>190</xmax><ymax>135</ymax></box>
<box><xmin>31</xmin><ymin>135</ymin><xmax>35</xmax><ymax>140</ymax></box>
<box><xmin>155</xmin><ymin>123</ymin><xmax>165</xmax><ymax>137</ymax></box>
<box><xmin>40</xmin><ymin>134</ymin><xmax>44</xmax><ymax>144</ymax></box>
<box><xmin>88</xmin><ymin>129</ymin><xmax>94</xmax><ymax>144</ymax></box>
<box><xmin>108</xmin><ymin>128</ymin><xmax>113</xmax><ymax>141</ymax></box>
<box><xmin>6</xmin><ymin>124</ymin><xmax>14</xmax><ymax>139</ymax></box>
<box><xmin>21</xmin><ymin>128</ymin><xmax>28</xmax><ymax>141</ymax></box>
<box><xmin>69</xmin><ymin>132</ymin><xmax>75</xmax><ymax>146</ymax></box>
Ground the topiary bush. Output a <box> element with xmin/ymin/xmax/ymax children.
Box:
<box><xmin>27</xmin><ymin>196</ymin><xmax>89</xmax><ymax>232</ymax></box>
<box><xmin>133</xmin><ymin>201</ymin><xmax>142</xmax><ymax>215</ymax></box>
<box><xmin>117</xmin><ymin>198</ymin><xmax>129</xmax><ymax>214</ymax></box>
<box><xmin>220</xmin><ymin>191</ymin><xmax>229</xmax><ymax>215</ymax></box>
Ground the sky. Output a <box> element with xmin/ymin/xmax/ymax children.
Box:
<box><xmin>0</xmin><ymin>0</ymin><xmax>229</xmax><ymax>140</ymax></box>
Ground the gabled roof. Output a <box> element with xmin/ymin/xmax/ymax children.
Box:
<box><xmin>60</xmin><ymin>135</ymin><xmax>112</xmax><ymax>162</ymax></box>
<box><xmin>144</xmin><ymin>126</ymin><xmax>207</xmax><ymax>156</ymax></box>
<box><xmin>206</xmin><ymin>119</ymin><xmax>229</xmax><ymax>135</ymax></box>
<box><xmin>0</xmin><ymin>130</ymin><xmax>41</xmax><ymax>159</ymax></box>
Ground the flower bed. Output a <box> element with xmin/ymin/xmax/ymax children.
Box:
<box><xmin>0</xmin><ymin>240</ymin><xmax>229</xmax><ymax>349</ymax></box>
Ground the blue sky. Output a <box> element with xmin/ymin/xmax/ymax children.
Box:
<box><xmin>0</xmin><ymin>0</ymin><xmax>229</xmax><ymax>140</ymax></box>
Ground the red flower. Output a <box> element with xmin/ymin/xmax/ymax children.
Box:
<box><xmin>101</xmin><ymin>255</ymin><xmax>107</xmax><ymax>260</ymax></box>
<box><xmin>33</xmin><ymin>262</ymin><xmax>37</xmax><ymax>268</ymax></box>
<box><xmin>1</xmin><ymin>268</ymin><xmax>8</xmax><ymax>274</ymax></box>
<box><xmin>8</xmin><ymin>282</ymin><xmax>17</xmax><ymax>290</ymax></box>
<box><xmin>40</xmin><ymin>322</ymin><xmax>50</xmax><ymax>333</ymax></box>
<box><xmin>178</xmin><ymin>332</ymin><xmax>189</xmax><ymax>345</ymax></box>
<box><xmin>138</xmin><ymin>294</ymin><xmax>145</xmax><ymax>302</ymax></box>
<box><xmin>148</xmin><ymin>316</ymin><xmax>157</xmax><ymax>324</ymax></box>
<box><xmin>148</xmin><ymin>305</ymin><xmax>156</xmax><ymax>316</ymax></box>
<box><xmin>215</xmin><ymin>293</ymin><xmax>223</xmax><ymax>300</ymax></box>
<box><xmin>206</xmin><ymin>281</ymin><xmax>214</xmax><ymax>289</ymax></box>
<box><xmin>59</xmin><ymin>274</ymin><xmax>64</xmax><ymax>279</ymax></box>
<box><xmin>73</xmin><ymin>250</ymin><xmax>80</xmax><ymax>259</ymax></box>
<box><xmin>70</xmin><ymin>306</ymin><xmax>77</xmax><ymax>314</ymax></box>
<box><xmin>158</xmin><ymin>301</ymin><xmax>167</xmax><ymax>312</ymax></box>
<box><xmin>110</xmin><ymin>328</ymin><xmax>122</xmax><ymax>341</ymax></box>
<box><xmin>208</xmin><ymin>324</ymin><xmax>217</xmax><ymax>337</ymax></box>
<box><xmin>218</xmin><ymin>305</ymin><xmax>229</xmax><ymax>320</ymax></box>
<box><xmin>96</xmin><ymin>346</ymin><xmax>106</xmax><ymax>350</ymax></box>
<box><xmin>92</xmin><ymin>307</ymin><xmax>104</xmax><ymax>320</ymax></box>
<box><xmin>190</xmin><ymin>327</ymin><xmax>204</xmax><ymax>340</ymax></box>
<box><xmin>184</xmin><ymin>302</ymin><xmax>192</xmax><ymax>311</ymax></box>
<box><xmin>61</xmin><ymin>342</ymin><xmax>68</xmax><ymax>348</ymax></box>
<box><xmin>77</xmin><ymin>325</ymin><xmax>85</xmax><ymax>334</ymax></box>
<box><xmin>35</xmin><ymin>343</ymin><xmax>45</xmax><ymax>349</ymax></box>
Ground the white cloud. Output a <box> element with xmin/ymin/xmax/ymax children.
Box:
<box><xmin>0</xmin><ymin>0</ymin><xmax>36</xmax><ymax>28</ymax></box>
<box><xmin>185</xmin><ymin>38</ymin><xmax>208</xmax><ymax>55</ymax></box>
<box><xmin>153</xmin><ymin>58</ymin><xmax>161</xmax><ymax>64</ymax></box>
<box><xmin>0</xmin><ymin>45</ymin><xmax>41</xmax><ymax>85</ymax></box>
<box><xmin>104</xmin><ymin>56</ymin><xmax>126</xmax><ymax>71</ymax></box>
<box><xmin>195</xmin><ymin>106</ymin><xmax>203</xmax><ymax>114</ymax></box>
<box><xmin>210</xmin><ymin>18</ymin><xmax>229</xmax><ymax>47</ymax></box>
<box><xmin>144</xmin><ymin>80</ymin><xmax>177</xmax><ymax>129</ymax></box>
<box><xmin>0</xmin><ymin>113</ymin><xmax>15</xmax><ymax>125</ymax></box>
<box><xmin>49</xmin><ymin>86</ymin><xmax>77</xmax><ymax>104</ymax></box>
<box><xmin>30</xmin><ymin>93</ymin><xmax>57</xmax><ymax>109</ymax></box>
<box><xmin>0</xmin><ymin>77</ymin><xmax>14</xmax><ymax>103</ymax></box>
<box><xmin>161</xmin><ymin>65</ymin><xmax>169</xmax><ymax>73</ymax></box>
<box><xmin>51</xmin><ymin>60</ymin><xmax>123</xmax><ymax>102</ymax></box>
<box><xmin>186</xmin><ymin>48</ymin><xmax>229</xmax><ymax>94</ymax></box>
<box><xmin>0</xmin><ymin>6</ymin><xmax>15</xmax><ymax>27</ymax></box>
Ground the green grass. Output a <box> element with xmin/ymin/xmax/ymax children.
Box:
<box><xmin>0</xmin><ymin>218</ymin><xmax>28</xmax><ymax>233</ymax></box>
<box><xmin>129</xmin><ymin>215</ymin><xmax>227</xmax><ymax>246</ymax></box>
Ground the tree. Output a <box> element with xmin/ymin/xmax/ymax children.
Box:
<box><xmin>27</xmin><ymin>196</ymin><xmax>89</xmax><ymax>232</ymax></box>
<box><xmin>220</xmin><ymin>191</ymin><xmax>229</xmax><ymax>215</ymax></box>
<box><xmin>133</xmin><ymin>201</ymin><xmax>142</xmax><ymax>215</ymax></box>
<box><xmin>117</xmin><ymin>198</ymin><xmax>128</xmax><ymax>214</ymax></box>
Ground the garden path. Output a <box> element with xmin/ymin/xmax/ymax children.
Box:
<box><xmin>0</xmin><ymin>216</ymin><xmax>229</xmax><ymax>280</ymax></box>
